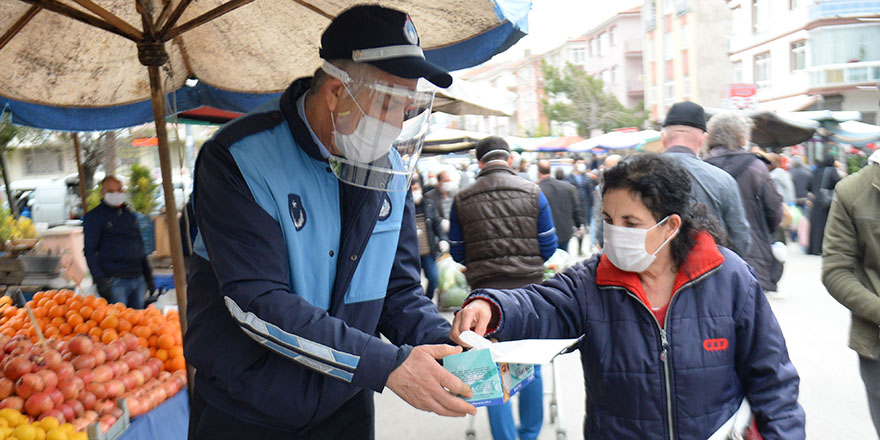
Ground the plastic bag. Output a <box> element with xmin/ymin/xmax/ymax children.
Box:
<box><xmin>436</xmin><ymin>255</ymin><xmax>470</xmax><ymax>309</ymax></box>
<box><xmin>543</xmin><ymin>249</ymin><xmax>571</xmax><ymax>280</ymax></box>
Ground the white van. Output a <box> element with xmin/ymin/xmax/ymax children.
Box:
<box><xmin>5</xmin><ymin>178</ymin><xmax>72</xmax><ymax>225</ymax></box>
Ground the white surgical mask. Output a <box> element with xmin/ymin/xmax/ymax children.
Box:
<box><xmin>440</xmin><ymin>181</ymin><xmax>456</xmax><ymax>194</ymax></box>
<box><xmin>104</xmin><ymin>192</ymin><xmax>126</xmax><ymax>207</ymax></box>
<box><xmin>576</xmin><ymin>164</ymin><xmax>587</xmax><ymax>173</ymax></box>
<box><xmin>412</xmin><ymin>190</ymin><xmax>423</xmax><ymax>204</ymax></box>
<box><xmin>332</xmin><ymin>110</ymin><xmax>402</xmax><ymax>164</ymax></box>
<box><xmin>427</xmin><ymin>177</ymin><xmax>438</xmax><ymax>187</ymax></box>
<box><xmin>603</xmin><ymin>216</ymin><xmax>678</xmax><ymax>273</ymax></box>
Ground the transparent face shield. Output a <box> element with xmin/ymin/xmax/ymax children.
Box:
<box><xmin>323</xmin><ymin>61</ymin><xmax>435</xmax><ymax>192</ymax></box>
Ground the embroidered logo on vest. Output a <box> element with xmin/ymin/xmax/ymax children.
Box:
<box><xmin>378</xmin><ymin>194</ymin><xmax>392</xmax><ymax>221</ymax></box>
<box><xmin>289</xmin><ymin>194</ymin><xmax>307</xmax><ymax>231</ymax></box>
<box><xmin>703</xmin><ymin>338</ymin><xmax>729</xmax><ymax>352</ymax></box>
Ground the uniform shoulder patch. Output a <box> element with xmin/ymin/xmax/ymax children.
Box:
<box><xmin>378</xmin><ymin>194</ymin><xmax>392</xmax><ymax>221</ymax></box>
<box><xmin>289</xmin><ymin>193</ymin><xmax>307</xmax><ymax>231</ymax></box>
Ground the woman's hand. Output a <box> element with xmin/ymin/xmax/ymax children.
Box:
<box><xmin>450</xmin><ymin>299</ymin><xmax>496</xmax><ymax>346</ymax></box>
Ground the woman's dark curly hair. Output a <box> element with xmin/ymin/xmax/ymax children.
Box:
<box><xmin>601</xmin><ymin>153</ymin><xmax>729</xmax><ymax>271</ymax></box>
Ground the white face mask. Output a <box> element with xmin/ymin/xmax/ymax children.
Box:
<box><xmin>576</xmin><ymin>164</ymin><xmax>587</xmax><ymax>173</ymax></box>
<box><xmin>603</xmin><ymin>216</ymin><xmax>678</xmax><ymax>273</ymax></box>
<box><xmin>440</xmin><ymin>181</ymin><xmax>456</xmax><ymax>194</ymax></box>
<box><xmin>427</xmin><ymin>177</ymin><xmax>438</xmax><ymax>187</ymax></box>
<box><xmin>104</xmin><ymin>192</ymin><xmax>126</xmax><ymax>207</ymax></box>
<box><xmin>412</xmin><ymin>190</ymin><xmax>423</xmax><ymax>204</ymax></box>
<box><xmin>332</xmin><ymin>110</ymin><xmax>402</xmax><ymax>164</ymax></box>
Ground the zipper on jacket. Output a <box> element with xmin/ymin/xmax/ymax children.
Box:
<box><xmin>659</xmin><ymin>328</ymin><xmax>674</xmax><ymax>440</ymax></box>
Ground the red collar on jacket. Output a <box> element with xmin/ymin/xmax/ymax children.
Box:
<box><xmin>595</xmin><ymin>231</ymin><xmax>725</xmax><ymax>309</ymax></box>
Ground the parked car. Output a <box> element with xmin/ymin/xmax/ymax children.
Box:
<box><xmin>3</xmin><ymin>178</ymin><xmax>72</xmax><ymax>226</ymax></box>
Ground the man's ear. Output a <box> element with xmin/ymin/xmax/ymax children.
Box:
<box><xmin>325</xmin><ymin>78</ymin><xmax>345</xmax><ymax>113</ymax></box>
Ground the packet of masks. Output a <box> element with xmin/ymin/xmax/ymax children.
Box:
<box><xmin>442</xmin><ymin>331</ymin><xmax>580</xmax><ymax>406</ymax></box>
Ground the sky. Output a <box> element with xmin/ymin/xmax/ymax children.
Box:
<box><xmin>491</xmin><ymin>0</ymin><xmax>642</xmax><ymax>62</ymax></box>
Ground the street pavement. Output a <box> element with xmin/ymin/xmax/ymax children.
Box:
<box><xmin>375</xmin><ymin>242</ymin><xmax>876</xmax><ymax>439</ymax></box>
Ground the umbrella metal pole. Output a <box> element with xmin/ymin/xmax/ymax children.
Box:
<box><xmin>147</xmin><ymin>64</ymin><xmax>188</xmax><ymax>337</ymax></box>
<box><xmin>71</xmin><ymin>133</ymin><xmax>88</xmax><ymax>214</ymax></box>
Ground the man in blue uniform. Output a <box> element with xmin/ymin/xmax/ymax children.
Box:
<box><xmin>83</xmin><ymin>175</ymin><xmax>153</xmax><ymax>308</ymax></box>
<box><xmin>185</xmin><ymin>5</ymin><xmax>475</xmax><ymax>439</ymax></box>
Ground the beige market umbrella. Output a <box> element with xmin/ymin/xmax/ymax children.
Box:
<box><xmin>0</xmin><ymin>0</ymin><xmax>531</xmax><ymax>335</ymax></box>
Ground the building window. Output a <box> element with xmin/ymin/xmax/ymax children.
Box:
<box><xmin>609</xmin><ymin>26</ymin><xmax>616</xmax><ymax>46</ymax></box>
<box><xmin>601</xmin><ymin>69</ymin><xmax>612</xmax><ymax>90</ymax></box>
<box><xmin>599</xmin><ymin>32</ymin><xmax>608</xmax><ymax>57</ymax></box>
<box><xmin>588</xmin><ymin>39</ymin><xmax>594</xmax><ymax>57</ymax></box>
<box><xmin>645</xmin><ymin>1</ymin><xmax>657</xmax><ymax>30</ymax></box>
<box><xmin>611</xmin><ymin>66</ymin><xmax>619</xmax><ymax>84</ymax></box>
<box><xmin>790</xmin><ymin>40</ymin><xmax>806</xmax><ymax>71</ymax></box>
<box><xmin>754</xmin><ymin>52</ymin><xmax>771</xmax><ymax>89</ymax></box>
<box><xmin>732</xmin><ymin>60</ymin><xmax>743</xmax><ymax>83</ymax></box>
<box><xmin>682</xmin><ymin>76</ymin><xmax>691</xmax><ymax>97</ymax></box>
<box><xmin>680</xmin><ymin>23</ymin><xmax>689</xmax><ymax>49</ymax></box>
<box><xmin>664</xmin><ymin>32</ymin><xmax>673</xmax><ymax>60</ymax></box>
<box><xmin>571</xmin><ymin>47</ymin><xmax>585</xmax><ymax>64</ymax></box>
<box><xmin>752</xmin><ymin>0</ymin><xmax>768</xmax><ymax>33</ymax></box>
<box><xmin>664</xmin><ymin>80</ymin><xmax>675</xmax><ymax>106</ymax></box>
<box><xmin>24</xmin><ymin>148</ymin><xmax>64</xmax><ymax>175</ymax></box>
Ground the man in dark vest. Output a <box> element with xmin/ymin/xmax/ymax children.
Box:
<box><xmin>448</xmin><ymin>136</ymin><xmax>557</xmax><ymax>440</ymax></box>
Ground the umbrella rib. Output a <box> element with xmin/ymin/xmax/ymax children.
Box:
<box><xmin>70</xmin><ymin>0</ymin><xmax>143</xmax><ymax>40</ymax></box>
<box><xmin>19</xmin><ymin>0</ymin><xmax>138</xmax><ymax>42</ymax></box>
<box><xmin>158</xmin><ymin>0</ymin><xmax>193</xmax><ymax>37</ymax></box>
<box><xmin>0</xmin><ymin>5</ymin><xmax>40</xmax><ymax>52</ymax></box>
<box><xmin>153</xmin><ymin>0</ymin><xmax>175</xmax><ymax>31</ymax></box>
<box><xmin>290</xmin><ymin>0</ymin><xmax>333</xmax><ymax>19</ymax></box>
<box><xmin>164</xmin><ymin>0</ymin><xmax>257</xmax><ymax>40</ymax></box>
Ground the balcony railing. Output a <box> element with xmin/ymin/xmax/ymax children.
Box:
<box><xmin>624</xmin><ymin>39</ymin><xmax>642</xmax><ymax>54</ymax></box>
<box><xmin>809</xmin><ymin>0</ymin><xmax>880</xmax><ymax>21</ymax></box>
<box><xmin>806</xmin><ymin>60</ymin><xmax>880</xmax><ymax>88</ymax></box>
<box><xmin>627</xmin><ymin>80</ymin><xmax>645</xmax><ymax>93</ymax></box>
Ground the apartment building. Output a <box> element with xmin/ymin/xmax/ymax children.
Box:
<box><xmin>643</xmin><ymin>0</ymin><xmax>733</xmax><ymax>122</ymax></box>
<box><xmin>727</xmin><ymin>0</ymin><xmax>880</xmax><ymax>124</ymax></box>
<box><xmin>457</xmin><ymin>54</ymin><xmax>547</xmax><ymax>136</ymax></box>
<box><xmin>544</xmin><ymin>7</ymin><xmax>645</xmax><ymax>108</ymax></box>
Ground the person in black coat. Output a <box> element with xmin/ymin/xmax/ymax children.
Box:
<box><xmin>537</xmin><ymin>160</ymin><xmax>583</xmax><ymax>251</ymax></box>
<box><xmin>411</xmin><ymin>176</ymin><xmax>448</xmax><ymax>299</ymax></box>
<box><xmin>83</xmin><ymin>176</ymin><xmax>154</xmax><ymax>308</ymax></box>
<box><xmin>806</xmin><ymin>154</ymin><xmax>841</xmax><ymax>255</ymax></box>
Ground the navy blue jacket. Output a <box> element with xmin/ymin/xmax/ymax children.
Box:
<box><xmin>83</xmin><ymin>201</ymin><xmax>152</xmax><ymax>282</ymax></box>
<box><xmin>467</xmin><ymin>233</ymin><xmax>805</xmax><ymax>439</ymax></box>
<box><xmin>185</xmin><ymin>78</ymin><xmax>450</xmax><ymax>433</ymax></box>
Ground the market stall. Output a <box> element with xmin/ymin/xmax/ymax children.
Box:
<box><xmin>0</xmin><ymin>1</ymin><xmax>534</xmax><ymax>437</ymax></box>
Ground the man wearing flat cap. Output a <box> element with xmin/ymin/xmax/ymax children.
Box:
<box><xmin>448</xmin><ymin>136</ymin><xmax>557</xmax><ymax>440</ymax></box>
<box><xmin>661</xmin><ymin>101</ymin><xmax>752</xmax><ymax>256</ymax></box>
<box><xmin>185</xmin><ymin>5</ymin><xmax>475</xmax><ymax>438</ymax></box>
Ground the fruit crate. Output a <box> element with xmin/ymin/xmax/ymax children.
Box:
<box><xmin>87</xmin><ymin>399</ymin><xmax>131</xmax><ymax>440</ymax></box>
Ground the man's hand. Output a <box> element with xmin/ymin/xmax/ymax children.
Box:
<box><xmin>450</xmin><ymin>300</ymin><xmax>496</xmax><ymax>346</ymax></box>
<box><xmin>438</xmin><ymin>240</ymin><xmax>450</xmax><ymax>254</ymax></box>
<box><xmin>96</xmin><ymin>278</ymin><xmax>112</xmax><ymax>300</ymax></box>
<box><xmin>386</xmin><ymin>345</ymin><xmax>476</xmax><ymax>417</ymax></box>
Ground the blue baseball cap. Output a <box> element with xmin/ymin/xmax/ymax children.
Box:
<box><xmin>319</xmin><ymin>5</ymin><xmax>453</xmax><ymax>88</ymax></box>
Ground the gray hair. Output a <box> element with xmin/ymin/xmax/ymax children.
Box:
<box><xmin>310</xmin><ymin>59</ymin><xmax>384</xmax><ymax>93</ymax></box>
<box><xmin>707</xmin><ymin>113</ymin><xmax>751</xmax><ymax>151</ymax></box>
